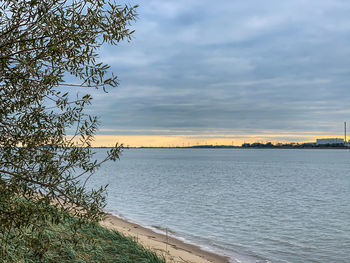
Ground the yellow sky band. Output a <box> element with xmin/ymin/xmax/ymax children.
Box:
<box><xmin>86</xmin><ymin>134</ymin><xmax>343</xmax><ymax>147</ymax></box>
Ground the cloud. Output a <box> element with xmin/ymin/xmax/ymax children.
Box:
<box><xmin>85</xmin><ymin>0</ymin><xmax>350</xmax><ymax>140</ymax></box>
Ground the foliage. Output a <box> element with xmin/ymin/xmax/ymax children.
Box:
<box><xmin>0</xmin><ymin>0</ymin><xmax>137</xmax><ymax>259</ymax></box>
<box><xmin>0</xmin><ymin>210</ymin><xmax>165</xmax><ymax>263</ymax></box>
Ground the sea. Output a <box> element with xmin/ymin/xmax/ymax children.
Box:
<box><xmin>87</xmin><ymin>148</ymin><xmax>350</xmax><ymax>263</ymax></box>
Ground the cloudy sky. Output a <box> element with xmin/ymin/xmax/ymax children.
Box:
<box><xmin>88</xmin><ymin>0</ymin><xmax>350</xmax><ymax>146</ymax></box>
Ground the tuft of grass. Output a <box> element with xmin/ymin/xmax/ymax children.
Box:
<box><xmin>1</xmin><ymin>215</ymin><xmax>165</xmax><ymax>263</ymax></box>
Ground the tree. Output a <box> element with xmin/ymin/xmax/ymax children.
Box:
<box><xmin>0</xmin><ymin>0</ymin><xmax>137</xmax><ymax>257</ymax></box>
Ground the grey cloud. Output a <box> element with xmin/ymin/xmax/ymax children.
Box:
<box><xmin>88</xmin><ymin>0</ymin><xmax>350</xmax><ymax>137</ymax></box>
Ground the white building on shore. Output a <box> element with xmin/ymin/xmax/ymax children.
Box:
<box><xmin>316</xmin><ymin>138</ymin><xmax>345</xmax><ymax>145</ymax></box>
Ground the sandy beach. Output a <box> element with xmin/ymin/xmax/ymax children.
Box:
<box><xmin>100</xmin><ymin>213</ymin><xmax>230</xmax><ymax>263</ymax></box>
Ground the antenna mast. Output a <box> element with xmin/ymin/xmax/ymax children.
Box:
<box><xmin>345</xmin><ymin>122</ymin><xmax>347</xmax><ymax>144</ymax></box>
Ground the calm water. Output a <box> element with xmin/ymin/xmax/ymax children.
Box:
<box><xmin>87</xmin><ymin>149</ymin><xmax>350</xmax><ymax>263</ymax></box>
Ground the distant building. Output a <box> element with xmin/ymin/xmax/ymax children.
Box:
<box><xmin>316</xmin><ymin>138</ymin><xmax>344</xmax><ymax>145</ymax></box>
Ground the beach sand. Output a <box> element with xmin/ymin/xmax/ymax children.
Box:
<box><xmin>100</xmin><ymin>213</ymin><xmax>230</xmax><ymax>263</ymax></box>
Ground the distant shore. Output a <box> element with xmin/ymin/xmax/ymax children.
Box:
<box><xmin>100</xmin><ymin>213</ymin><xmax>230</xmax><ymax>263</ymax></box>
<box><xmin>95</xmin><ymin>145</ymin><xmax>350</xmax><ymax>150</ymax></box>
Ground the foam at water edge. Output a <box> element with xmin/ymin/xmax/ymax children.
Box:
<box><xmin>105</xmin><ymin>209</ymin><xmax>265</xmax><ymax>263</ymax></box>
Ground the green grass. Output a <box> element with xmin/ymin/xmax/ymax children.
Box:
<box><xmin>1</xmin><ymin>216</ymin><xmax>165</xmax><ymax>263</ymax></box>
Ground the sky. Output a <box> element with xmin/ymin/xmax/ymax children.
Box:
<box><xmin>85</xmin><ymin>0</ymin><xmax>350</xmax><ymax>147</ymax></box>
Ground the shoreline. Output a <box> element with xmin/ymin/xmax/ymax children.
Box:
<box><xmin>100</xmin><ymin>213</ymin><xmax>231</xmax><ymax>263</ymax></box>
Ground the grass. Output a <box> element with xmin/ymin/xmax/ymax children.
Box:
<box><xmin>1</xmin><ymin>215</ymin><xmax>165</xmax><ymax>263</ymax></box>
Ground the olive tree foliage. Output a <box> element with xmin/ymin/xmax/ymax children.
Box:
<box><xmin>0</xmin><ymin>0</ymin><xmax>137</xmax><ymax>255</ymax></box>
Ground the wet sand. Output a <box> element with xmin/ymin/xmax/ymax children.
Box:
<box><xmin>100</xmin><ymin>213</ymin><xmax>230</xmax><ymax>263</ymax></box>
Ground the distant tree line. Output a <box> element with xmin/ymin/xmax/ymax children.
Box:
<box><xmin>241</xmin><ymin>142</ymin><xmax>348</xmax><ymax>148</ymax></box>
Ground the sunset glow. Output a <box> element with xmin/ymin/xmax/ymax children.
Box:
<box><xmin>91</xmin><ymin>133</ymin><xmax>343</xmax><ymax>147</ymax></box>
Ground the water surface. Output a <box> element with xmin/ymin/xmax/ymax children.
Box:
<box><xmin>88</xmin><ymin>149</ymin><xmax>350</xmax><ymax>263</ymax></box>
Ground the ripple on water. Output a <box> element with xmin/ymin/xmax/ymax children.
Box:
<box><xmin>88</xmin><ymin>149</ymin><xmax>350</xmax><ymax>263</ymax></box>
